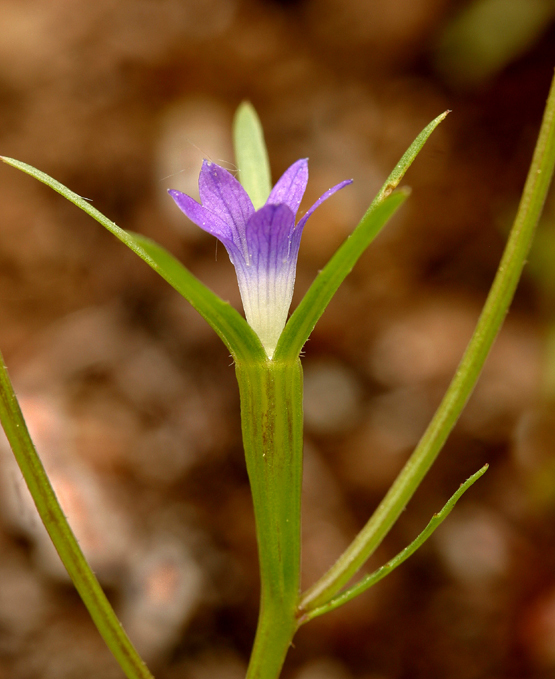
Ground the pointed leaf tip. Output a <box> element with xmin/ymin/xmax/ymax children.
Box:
<box><xmin>233</xmin><ymin>102</ymin><xmax>272</xmax><ymax>209</ymax></box>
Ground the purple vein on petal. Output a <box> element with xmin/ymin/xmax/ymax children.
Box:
<box><xmin>168</xmin><ymin>189</ymin><xmax>232</xmax><ymax>240</ymax></box>
<box><xmin>168</xmin><ymin>157</ymin><xmax>353</xmax><ymax>358</ymax></box>
<box><xmin>267</xmin><ymin>159</ymin><xmax>308</xmax><ymax>216</ymax></box>
<box><xmin>198</xmin><ymin>161</ymin><xmax>254</xmax><ymax>255</ymax></box>
<box><xmin>245</xmin><ymin>203</ymin><xmax>296</xmax><ymax>271</ymax></box>
<box><xmin>237</xmin><ymin>204</ymin><xmax>298</xmax><ymax>357</ymax></box>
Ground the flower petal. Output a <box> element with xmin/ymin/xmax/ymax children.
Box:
<box><xmin>245</xmin><ymin>204</ymin><xmax>297</xmax><ymax>270</ymax></box>
<box><xmin>296</xmin><ymin>178</ymin><xmax>353</xmax><ymax>232</ymax></box>
<box><xmin>168</xmin><ymin>189</ymin><xmax>233</xmax><ymax>241</ymax></box>
<box><xmin>234</xmin><ymin>204</ymin><xmax>298</xmax><ymax>357</ymax></box>
<box><xmin>198</xmin><ymin>161</ymin><xmax>254</xmax><ymax>253</ymax></box>
<box><xmin>266</xmin><ymin>158</ymin><xmax>308</xmax><ymax>216</ymax></box>
<box><xmin>169</xmin><ymin>157</ymin><xmax>352</xmax><ymax>359</ymax></box>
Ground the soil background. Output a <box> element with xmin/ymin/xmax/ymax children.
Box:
<box><xmin>0</xmin><ymin>1</ymin><xmax>555</xmax><ymax>678</ymax></box>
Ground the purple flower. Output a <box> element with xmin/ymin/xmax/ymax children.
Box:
<box><xmin>169</xmin><ymin>159</ymin><xmax>352</xmax><ymax>358</ymax></box>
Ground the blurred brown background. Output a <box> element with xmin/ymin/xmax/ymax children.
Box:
<box><xmin>0</xmin><ymin>0</ymin><xmax>555</xmax><ymax>677</ymax></box>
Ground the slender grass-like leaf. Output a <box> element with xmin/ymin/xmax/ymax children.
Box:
<box><xmin>274</xmin><ymin>110</ymin><xmax>449</xmax><ymax>361</ymax></box>
<box><xmin>299</xmin><ymin>464</ymin><xmax>488</xmax><ymax>623</ymax></box>
<box><xmin>274</xmin><ymin>191</ymin><xmax>408</xmax><ymax>361</ymax></box>
<box><xmin>233</xmin><ymin>102</ymin><xmax>272</xmax><ymax>209</ymax></box>
<box><xmin>300</xmin><ymin>73</ymin><xmax>555</xmax><ymax>612</ymax></box>
<box><xmin>128</xmin><ymin>233</ymin><xmax>265</xmax><ymax>360</ymax></box>
<box><xmin>0</xmin><ymin>156</ymin><xmax>265</xmax><ymax>363</ymax></box>
<box><xmin>0</xmin><ymin>351</ymin><xmax>154</xmax><ymax>679</ymax></box>
<box><xmin>367</xmin><ymin>110</ymin><xmax>450</xmax><ymax>209</ymax></box>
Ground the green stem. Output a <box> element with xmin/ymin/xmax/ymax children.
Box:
<box><xmin>235</xmin><ymin>358</ymin><xmax>304</xmax><ymax>679</ymax></box>
<box><xmin>0</xmin><ymin>351</ymin><xmax>153</xmax><ymax>679</ymax></box>
<box><xmin>300</xmin><ymin>71</ymin><xmax>555</xmax><ymax>612</ymax></box>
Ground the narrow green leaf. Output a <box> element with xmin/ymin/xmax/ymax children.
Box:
<box><xmin>0</xmin><ymin>350</ymin><xmax>154</xmax><ymax>679</ymax></box>
<box><xmin>367</xmin><ymin>110</ymin><xmax>449</xmax><ymax>209</ymax></box>
<box><xmin>0</xmin><ymin>156</ymin><xmax>265</xmax><ymax>363</ymax></box>
<box><xmin>300</xmin><ymin>72</ymin><xmax>555</xmax><ymax>612</ymax></box>
<box><xmin>233</xmin><ymin>102</ymin><xmax>272</xmax><ymax>209</ymax></box>
<box><xmin>274</xmin><ymin>110</ymin><xmax>449</xmax><ymax>362</ymax></box>
<box><xmin>128</xmin><ymin>233</ymin><xmax>266</xmax><ymax>361</ymax></box>
<box><xmin>299</xmin><ymin>465</ymin><xmax>488</xmax><ymax>622</ymax></box>
<box><xmin>274</xmin><ymin>190</ymin><xmax>408</xmax><ymax>362</ymax></box>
